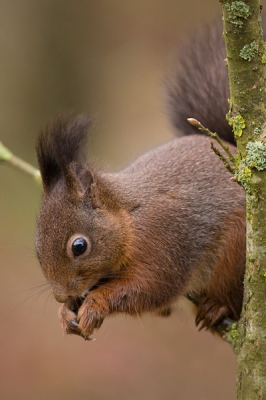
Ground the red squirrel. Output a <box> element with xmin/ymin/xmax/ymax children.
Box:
<box><xmin>35</xmin><ymin>23</ymin><xmax>247</xmax><ymax>340</ymax></box>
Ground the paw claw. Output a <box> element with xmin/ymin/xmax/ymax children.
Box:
<box><xmin>196</xmin><ymin>297</ymin><xmax>229</xmax><ymax>330</ymax></box>
<box><xmin>84</xmin><ymin>336</ymin><xmax>96</xmax><ymax>341</ymax></box>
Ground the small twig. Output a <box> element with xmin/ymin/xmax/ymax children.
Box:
<box><xmin>187</xmin><ymin>118</ymin><xmax>236</xmax><ymax>174</ymax></box>
<box><xmin>0</xmin><ymin>140</ymin><xmax>41</xmax><ymax>184</ymax></box>
<box><xmin>210</xmin><ymin>141</ymin><xmax>235</xmax><ymax>174</ymax></box>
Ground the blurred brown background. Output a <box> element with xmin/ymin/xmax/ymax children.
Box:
<box><xmin>0</xmin><ymin>1</ymin><xmax>257</xmax><ymax>399</ymax></box>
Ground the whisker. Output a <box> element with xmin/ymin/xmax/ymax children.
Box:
<box><xmin>0</xmin><ymin>245</ymin><xmax>37</xmax><ymax>254</ymax></box>
<box><xmin>13</xmin><ymin>282</ymin><xmax>50</xmax><ymax>295</ymax></box>
<box><xmin>8</xmin><ymin>285</ymin><xmax>51</xmax><ymax>321</ymax></box>
<box><xmin>43</xmin><ymin>291</ymin><xmax>54</xmax><ymax>314</ymax></box>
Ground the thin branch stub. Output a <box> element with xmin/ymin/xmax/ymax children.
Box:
<box><xmin>187</xmin><ymin>118</ymin><xmax>236</xmax><ymax>174</ymax></box>
<box><xmin>0</xmin><ymin>140</ymin><xmax>41</xmax><ymax>185</ymax></box>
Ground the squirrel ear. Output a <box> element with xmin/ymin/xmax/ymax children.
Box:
<box><xmin>65</xmin><ymin>162</ymin><xmax>94</xmax><ymax>198</ymax></box>
<box><xmin>36</xmin><ymin>115</ymin><xmax>91</xmax><ymax>193</ymax></box>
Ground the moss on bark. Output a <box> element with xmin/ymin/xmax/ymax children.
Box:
<box><xmin>220</xmin><ymin>0</ymin><xmax>266</xmax><ymax>398</ymax></box>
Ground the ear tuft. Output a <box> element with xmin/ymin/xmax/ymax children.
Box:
<box><xmin>36</xmin><ymin>115</ymin><xmax>91</xmax><ymax>191</ymax></box>
<box><xmin>66</xmin><ymin>162</ymin><xmax>94</xmax><ymax>198</ymax></box>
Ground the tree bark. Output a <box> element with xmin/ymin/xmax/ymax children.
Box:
<box><xmin>220</xmin><ymin>1</ymin><xmax>266</xmax><ymax>398</ymax></box>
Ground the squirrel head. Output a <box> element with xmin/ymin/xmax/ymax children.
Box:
<box><xmin>35</xmin><ymin>116</ymin><xmax>131</xmax><ymax>303</ymax></box>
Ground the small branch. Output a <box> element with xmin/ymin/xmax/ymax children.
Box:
<box><xmin>0</xmin><ymin>140</ymin><xmax>41</xmax><ymax>184</ymax></box>
<box><xmin>210</xmin><ymin>141</ymin><xmax>235</xmax><ymax>174</ymax></box>
<box><xmin>187</xmin><ymin>118</ymin><xmax>236</xmax><ymax>174</ymax></box>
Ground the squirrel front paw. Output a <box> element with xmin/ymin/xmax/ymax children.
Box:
<box><xmin>74</xmin><ymin>291</ymin><xmax>109</xmax><ymax>339</ymax></box>
<box><xmin>59</xmin><ymin>291</ymin><xmax>110</xmax><ymax>340</ymax></box>
<box><xmin>59</xmin><ymin>302</ymin><xmax>82</xmax><ymax>337</ymax></box>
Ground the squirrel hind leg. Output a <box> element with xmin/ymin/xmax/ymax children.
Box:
<box><xmin>195</xmin><ymin>297</ymin><xmax>230</xmax><ymax>331</ymax></box>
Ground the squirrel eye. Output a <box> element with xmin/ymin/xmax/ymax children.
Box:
<box><xmin>72</xmin><ymin>237</ymin><xmax>88</xmax><ymax>257</ymax></box>
<box><xmin>67</xmin><ymin>234</ymin><xmax>91</xmax><ymax>259</ymax></box>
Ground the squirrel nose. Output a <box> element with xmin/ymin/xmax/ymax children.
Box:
<box><xmin>51</xmin><ymin>287</ymin><xmax>69</xmax><ymax>303</ymax></box>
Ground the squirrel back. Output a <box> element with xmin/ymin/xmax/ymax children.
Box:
<box><xmin>35</xmin><ymin>22</ymin><xmax>247</xmax><ymax>340</ymax></box>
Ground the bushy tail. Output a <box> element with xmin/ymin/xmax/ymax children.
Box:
<box><xmin>166</xmin><ymin>21</ymin><xmax>232</xmax><ymax>143</ymax></box>
<box><xmin>167</xmin><ymin>18</ymin><xmax>266</xmax><ymax>144</ymax></box>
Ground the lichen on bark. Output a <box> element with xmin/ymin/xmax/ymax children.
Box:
<box><xmin>220</xmin><ymin>0</ymin><xmax>266</xmax><ymax>398</ymax></box>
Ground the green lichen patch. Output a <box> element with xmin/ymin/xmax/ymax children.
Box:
<box><xmin>227</xmin><ymin>98</ymin><xmax>233</xmax><ymax>113</ymax></box>
<box><xmin>240</xmin><ymin>41</ymin><xmax>259</xmax><ymax>62</ymax></box>
<box><xmin>229</xmin><ymin>322</ymin><xmax>239</xmax><ymax>344</ymax></box>
<box><xmin>226</xmin><ymin>100</ymin><xmax>246</xmax><ymax>137</ymax></box>
<box><xmin>246</xmin><ymin>141</ymin><xmax>266</xmax><ymax>170</ymax></box>
<box><xmin>235</xmin><ymin>166</ymin><xmax>252</xmax><ymax>193</ymax></box>
<box><xmin>263</xmin><ymin>270</ymin><xmax>266</xmax><ymax>283</ymax></box>
<box><xmin>261</xmin><ymin>42</ymin><xmax>266</xmax><ymax>64</ymax></box>
<box><xmin>254</xmin><ymin>127</ymin><xmax>261</xmax><ymax>135</ymax></box>
<box><xmin>223</xmin><ymin>320</ymin><xmax>240</xmax><ymax>350</ymax></box>
<box><xmin>225</xmin><ymin>1</ymin><xmax>251</xmax><ymax>28</ymax></box>
<box><xmin>226</xmin><ymin>113</ymin><xmax>246</xmax><ymax>137</ymax></box>
<box><xmin>244</xmin><ymin>166</ymin><xmax>252</xmax><ymax>178</ymax></box>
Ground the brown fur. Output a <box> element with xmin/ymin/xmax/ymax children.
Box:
<box><xmin>36</xmin><ymin>120</ymin><xmax>245</xmax><ymax>339</ymax></box>
<box><xmin>35</xmin><ymin>22</ymin><xmax>248</xmax><ymax>339</ymax></box>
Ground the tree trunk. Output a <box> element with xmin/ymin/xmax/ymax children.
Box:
<box><xmin>220</xmin><ymin>0</ymin><xmax>266</xmax><ymax>398</ymax></box>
